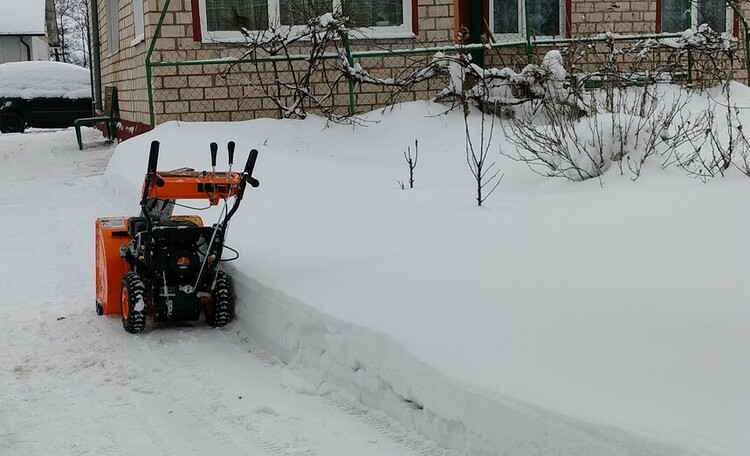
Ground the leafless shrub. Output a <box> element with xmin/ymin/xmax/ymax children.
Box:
<box><xmin>463</xmin><ymin>98</ymin><xmax>504</xmax><ymax>206</ymax></box>
<box><xmin>224</xmin><ymin>9</ymin><xmax>352</xmax><ymax>122</ymax></box>
<box><xmin>400</xmin><ymin>140</ymin><xmax>419</xmax><ymax>189</ymax></box>
<box><xmin>671</xmin><ymin>84</ymin><xmax>747</xmax><ymax>181</ymax></box>
<box><xmin>501</xmin><ymin>100</ymin><xmax>607</xmax><ymax>182</ymax></box>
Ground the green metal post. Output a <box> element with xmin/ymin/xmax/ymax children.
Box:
<box><xmin>343</xmin><ymin>32</ymin><xmax>356</xmax><ymax>115</ymax></box>
<box><xmin>685</xmin><ymin>0</ymin><xmax>692</xmax><ymax>84</ymax></box>
<box><xmin>146</xmin><ymin>0</ymin><xmax>172</xmax><ymax>128</ymax></box>
<box><xmin>524</xmin><ymin>0</ymin><xmax>534</xmax><ymax>62</ymax></box>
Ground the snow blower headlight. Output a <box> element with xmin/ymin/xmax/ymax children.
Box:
<box><xmin>167</xmin><ymin>249</ymin><xmax>200</xmax><ymax>278</ymax></box>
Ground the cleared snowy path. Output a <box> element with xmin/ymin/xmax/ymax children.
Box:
<box><xmin>0</xmin><ymin>129</ymin><xmax>457</xmax><ymax>456</ymax></box>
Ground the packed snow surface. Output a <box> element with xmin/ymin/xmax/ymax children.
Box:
<box><xmin>0</xmin><ymin>0</ymin><xmax>46</xmax><ymax>35</ymax></box>
<box><xmin>0</xmin><ymin>61</ymin><xmax>91</xmax><ymax>99</ymax></box>
<box><xmin>101</xmin><ymin>85</ymin><xmax>750</xmax><ymax>456</ymax></box>
<box><xmin>0</xmin><ymin>129</ymin><xmax>457</xmax><ymax>456</ymax></box>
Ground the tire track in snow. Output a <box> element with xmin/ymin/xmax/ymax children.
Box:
<box><xmin>320</xmin><ymin>391</ymin><xmax>460</xmax><ymax>456</ymax></box>
<box><xmin>136</xmin><ymin>333</ymin><xmax>308</xmax><ymax>456</ymax></box>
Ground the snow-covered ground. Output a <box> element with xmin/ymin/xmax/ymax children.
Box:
<box><xmin>2</xmin><ymin>83</ymin><xmax>749</xmax><ymax>456</ymax></box>
<box><xmin>0</xmin><ymin>129</ymin><xmax>460</xmax><ymax>456</ymax></box>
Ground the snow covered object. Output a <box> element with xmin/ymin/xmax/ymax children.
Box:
<box><xmin>95</xmin><ymin>140</ymin><xmax>260</xmax><ymax>333</ymax></box>
<box><xmin>0</xmin><ymin>61</ymin><xmax>92</xmax><ymax>133</ymax></box>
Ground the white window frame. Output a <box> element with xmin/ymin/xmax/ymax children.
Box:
<box><xmin>131</xmin><ymin>0</ymin><xmax>145</xmax><ymax>45</ymax></box>
<box><xmin>691</xmin><ymin>0</ymin><xmax>732</xmax><ymax>33</ymax></box>
<box><xmin>489</xmin><ymin>0</ymin><xmax>566</xmax><ymax>40</ymax></box>
<box><xmin>198</xmin><ymin>0</ymin><xmax>414</xmax><ymax>43</ymax></box>
<box><xmin>107</xmin><ymin>0</ymin><xmax>120</xmax><ymax>55</ymax></box>
<box><xmin>660</xmin><ymin>0</ymin><xmax>733</xmax><ymax>34</ymax></box>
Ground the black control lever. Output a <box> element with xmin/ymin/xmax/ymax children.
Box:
<box><xmin>147</xmin><ymin>140</ymin><xmax>159</xmax><ymax>174</ymax></box>
<box><xmin>146</xmin><ymin>141</ymin><xmax>164</xmax><ymax>187</ymax></box>
<box><xmin>243</xmin><ymin>149</ymin><xmax>260</xmax><ymax>188</ymax></box>
<box><xmin>210</xmin><ymin>142</ymin><xmax>218</xmax><ymax>171</ymax></box>
<box><xmin>227</xmin><ymin>141</ymin><xmax>235</xmax><ymax>171</ymax></box>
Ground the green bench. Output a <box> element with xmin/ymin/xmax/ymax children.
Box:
<box><xmin>75</xmin><ymin>86</ymin><xmax>118</xmax><ymax>150</ymax></box>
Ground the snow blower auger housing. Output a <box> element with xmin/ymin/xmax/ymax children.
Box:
<box><xmin>95</xmin><ymin>140</ymin><xmax>260</xmax><ymax>333</ymax></box>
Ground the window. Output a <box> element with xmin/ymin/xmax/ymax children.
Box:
<box><xmin>107</xmin><ymin>0</ymin><xmax>120</xmax><ymax>54</ymax></box>
<box><xmin>661</xmin><ymin>0</ymin><xmax>732</xmax><ymax>33</ymax></box>
<box><xmin>198</xmin><ymin>0</ymin><xmax>413</xmax><ymax>41</ymax></box>
<box><xmin>132</xmin><ymin>0</ymin><xmax>145</xmax><ymax>44</ymax></box>
<box><xmin>491</xmin><ymin>0</ymin><xmax>565</xmax><ymax>37</ymax></box>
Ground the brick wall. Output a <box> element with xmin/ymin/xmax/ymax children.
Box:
<box><xmin>99</xmin><ymin>0</ymin><xmax>750</xmax><ymax>129</ymax></box>
<box><xmin>146</xmin><ymin>0</ymin><xmax>455</xmax><ymax>124</ymax></box>
<box><xmin>98</xmin><ymin>0</ymin><xmax>455</xmax><ymax>127</ymax></box>
<box><xmin>98</xmin><ymin>0</ymin><xmax>151</xmax><ymax>127</ymax></box>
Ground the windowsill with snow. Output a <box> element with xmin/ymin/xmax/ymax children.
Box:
<box><xmin>103</xmin><ymin>81</ymin><xmax>749</xmax><ymax>456</ymax></box>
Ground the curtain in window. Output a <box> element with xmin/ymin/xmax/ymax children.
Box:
<box><xmin>696</xmin><ymin>0</ymin><xmax>726</xmax><ymax>32</ymax></box>
<box><xmin>526</xmin><ymin>0</ymin><xmax>559</xmax><ymax>36</ymax></box>
<box><xmin>343</xmin><ymin>0</ymin><xmax>403</xmax><ymax>27</ymax></box>
<box><xmin>493</xmin><ymin>0</ymin><xmax>519</xmax><ymax>34</ymax></box>
<box><xmin>206</xmin><ymin>0</ymin><xmax>269</xmax><ymax>31</ymax></box>
<box><xmin>279</xmin><ymin>0</ymin><xmax>332</xmax><ymax>25</ymax></box>
<box><xmin>661</xmin><ymin>0</ymin><xmax>687</xmax><ymax>33</ymax></box>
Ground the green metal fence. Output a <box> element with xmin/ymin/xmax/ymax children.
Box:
<box><xmin>144</xmin><ymin>0</ymin><xmax>746</xmax><ymax>127</ymax></box>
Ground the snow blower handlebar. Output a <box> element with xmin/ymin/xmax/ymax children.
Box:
<box><xmin>243</xmin><ymin>149</ymin><xmax>260</xmax><ymax>188</ymax></box>
<box><xmin>142</xmin><ymin>140</ymin><xmax>165</xmax><ymax>204</ymax></box>
<box><xmin>140</xmin><ymin>140</ymin><xmax>260</xmax><ymax>204</ymax></box>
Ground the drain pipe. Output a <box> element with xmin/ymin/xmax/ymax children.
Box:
<box><xmin>91</xmin><ymin>0</ymin><xmax>103</xmax><ymax>112</ymax></box>
<box><xmin>18</xmin><ymin>36</ymin><xmax>32</xmax><ymax>61</ymax></box>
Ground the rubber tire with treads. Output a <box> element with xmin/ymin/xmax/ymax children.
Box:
<box><xmin>206</xmin><ymin>270</ymin><xmax>232</xmax><ymax>328</ymax></box>
<box><xmin>0</xmin><ymin>112</ymin><xmax>25</xmax><ymax>134</ymax></box>
<box><xmin>121</xmin><ymin>272</ymin><xmax>147</xmax><ymax>333</ymax></box>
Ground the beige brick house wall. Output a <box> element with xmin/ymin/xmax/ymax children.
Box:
<box><xmin>99</xmin><ymin>0</ymin><xmax>750</xmax><ymax>129</ymax></box>
<box><xmin>99</xmin><ymin>0</ymin><xmax>455</xmax><ymax>126</ymax></box>
<box><xmin>98</xmin><ymin>0</ymin><xmax>151</xmax><ymax>125</ymax></box>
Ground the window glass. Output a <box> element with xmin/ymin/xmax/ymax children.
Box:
<box><xmin>661</xmin><ymin>0</ymin><xmax>687</xmax><ymax>33</ymax></box>
<box><xmin>344</xmin><ymin>0</ymin><xmax>403</xmax><ymax>27</ymax></box>
<box><xmin>206</xmin><ymin>0</ymin><xmax>269</xmax><ymax>31</ymax></box>
<box><xmin>493</xmin><ymin>0</ymin><xmax>519</xmax><ymax>34</ymax></box>
<box><xmin>696</xmin><ymin>0</ymin><xmax>726</xmax><ymax>32</ymax></box>
<box><xmin>107</xmin><ymin>0</ymin><xmax>120</xmax><ymax>53</ymax></box>
<box><xmin>132</xmin><ymin>0</ymin><xmax>145</xmax><ymax>40</ymax></box>
<box><xmin>279</xmin><ymin>0</ymin><xmax>332</xmax><ymax>25</ymax></box>
<box><xmin>527</xmin><ymin>0</ymin><xmax>559</xmax><ymax>36</ymax></box>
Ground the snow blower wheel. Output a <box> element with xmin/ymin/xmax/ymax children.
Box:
<box><xmin>205</xmin><ymin>270</ymin><xmax>232</xmax><ymax>328</ymax></box>
<box><xmin>121</xmin><ymin>272</ymin><xmax>147</xmax><ymax>334</ymax></box>
<box><xmin>94</xmin><ymin>140</ymin><xmax>260</xmax><ymax>333</ymax></box>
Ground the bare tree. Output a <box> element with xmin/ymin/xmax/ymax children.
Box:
<box><xmin>399</xmin><ymin>140</ymin><xmax>419</xmax><ymax>190</ymax></box>
<box><xmin>53</xmin><ymin>0</ymin><xmax>90</xmax><ymax>66</ymax></box>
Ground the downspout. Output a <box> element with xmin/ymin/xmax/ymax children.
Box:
<box><xmin>18</xmin><ymin>36</ymin><xmax>32</xmax><ymax>61</ymax></box>
<box><xmin>91</xmin><ymin>0</ymin><xmax>103</xmax><ymax>112</ymax></box>
<box><xmin>469</xmin><ymin>0</ymin><xmax>484</xmax><ymax>66</ymax></box>
<box><xmin>146</xmin><ymin>0</ymin><xmax>172</xmax><ymax>128</ymax></box>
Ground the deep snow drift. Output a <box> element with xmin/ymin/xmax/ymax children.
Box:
<box><xmin>0</xmin><ymin>128</ymin><xmax>458</xmax><ymax>456</ymax></box>
<box><xmin>103</xmin><ymin>84</ymin><xmax>750</xmax><ymax>456</ymax></box>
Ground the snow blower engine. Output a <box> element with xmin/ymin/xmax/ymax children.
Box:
<box><xmin>95</xmin><ymin>140</ymin><xmax>260</xmax><ymax>333</ymax></box>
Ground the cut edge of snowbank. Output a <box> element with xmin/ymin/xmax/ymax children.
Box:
<box><xmin>229</xmin><ymin>266</ymin><xmax>697</xmax><ymax>456</ymax></box>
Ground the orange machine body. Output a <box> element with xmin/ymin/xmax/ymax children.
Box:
<box><xmin>144</xmin><ymin>169</ymin><xmax>244</xmax><ymax>205</ymax></box>
<box><xmin>95</xmin><ymin>217</ymin><xmax>132</xmax><ymax>315</ymax></box>
<box><xmin>95</xmin><ymin>215</ymin><xmax>204</xmax><ymax>315</ymax></box>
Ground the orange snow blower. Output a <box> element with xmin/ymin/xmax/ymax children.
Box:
<box><xmin>95</xmin><ymin>140</ymin><xmax>260</xmax><ymax>333</ymax></box>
